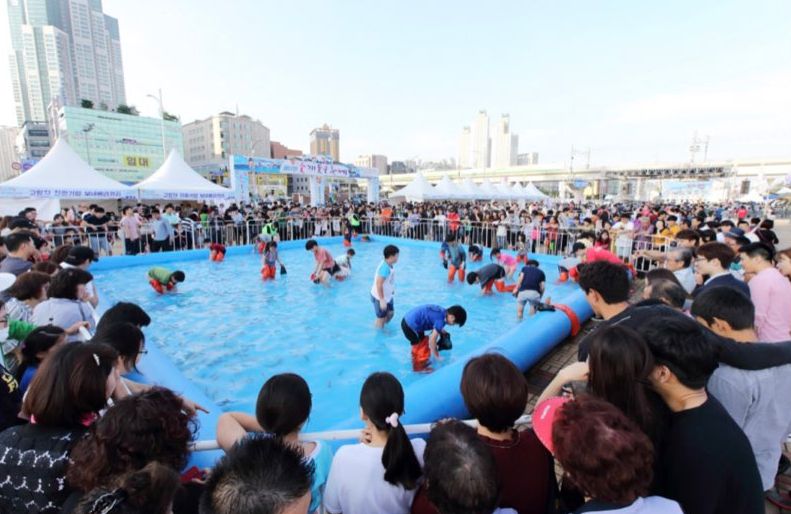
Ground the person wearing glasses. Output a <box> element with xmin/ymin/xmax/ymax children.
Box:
<box><xmin>692</xmin><ymin>242</ymin><xmax>750</xmax><ymax>298</ymax></box>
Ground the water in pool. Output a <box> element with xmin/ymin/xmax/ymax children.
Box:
<box><xmin>93</xmin><ymin>240</ymin><xmax>568</xmax><ymax>431</ymax></box>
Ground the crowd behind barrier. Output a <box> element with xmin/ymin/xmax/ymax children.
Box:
<box><xmin>9</xmin><ymin>213</ymin><xmax>681</xmax><ymax>273</ymax></box>
<box><xmin>1</xmin><ymin>198</ymin><xmax>791</xmax><ymax>514</ymax></box>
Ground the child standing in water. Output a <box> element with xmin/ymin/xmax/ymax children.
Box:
<box><xmin>440</xmin><ymin>234</ymin><xmax>466</xmax><ymax>283</ymax></box>
<box><xmin>261</xmin><ymin>241</ymin><xmax>283</xmax><ymax>280</ymax></box>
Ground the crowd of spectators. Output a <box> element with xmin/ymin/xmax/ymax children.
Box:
<box><xmin>0</xmin><ymin>197</ymin><xmax>789</xmax><ymax>513</ymax></box>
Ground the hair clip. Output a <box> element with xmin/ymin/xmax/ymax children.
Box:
<box><xmin>89</xmin><ymin>488</ymin><xmax>127</xmax><ymax>514</ymax></box>
<box><xmin>92</xmin><ymin>353</ymin><xmax>100</xmax><ymax>366</ymax></box>
<box><xmin>385</xmin><ymin>412</ymin><xmax>399</xmax><ymax>428</ymax></box>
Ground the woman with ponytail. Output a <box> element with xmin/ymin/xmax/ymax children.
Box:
<box><xmin>324</xmin><ymin>372</ymin><xmax>425</xmax><ymax>514</ymax></box>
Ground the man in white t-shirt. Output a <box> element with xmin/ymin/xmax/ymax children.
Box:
<box><xmin>371</xmin><ymin>244</ymin><xmax>399</xmax><ymax>329</ymax></box>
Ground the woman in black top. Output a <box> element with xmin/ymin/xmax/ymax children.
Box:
<box><xmin>0</xmin><ymin>342</ymin><xmax>118</xmax><ymax>513</ymax></box>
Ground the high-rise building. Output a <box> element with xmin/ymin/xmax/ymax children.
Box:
<box><xmin>16</xmin><ymin>121</ymin><xmax>50</xmax><ymax>160</ymax></box>
<box><xmin>0</xmin><ymin>126</ymin><xmax>20</xmax><ymax>181</ymax></box>
<box><xmin>355</xmin><ymin>154</ymin><xmax>387</xmax><ymax>176</ymax></box>
<box><xmin>471</xmin><ymin>110</ymin><xmax>490</xmax><ymax>169</ymax></box>
<box><xmin>459</xmin><ymin>126</ymin><xmax>472</xmax><ymax>169</ymax></box>
<box><xmin>54</xmin><ymin>105</ymin><xmax>182</xmax><ymax>183</ymax></box>
<box><xmin>493</xmin><ymin>114</ymin><xmax>518</xmax><ymax>169</ymax></box>
<box><xmin>6</xmin><ymin>0</ymin><xmax>127</xmax><ymax>127</ymax></box>
<box><xmin>517</xmin><ymin>152</ymin><xmax>539</xmax><ymax>165</ymax></box>
<box><xmin>309</xmin><ymin>124</ymin><xmax>339</xmax><ymax>161</ymax></box>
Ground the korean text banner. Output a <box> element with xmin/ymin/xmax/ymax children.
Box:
<box><xmin>232</xmin><ymin>155</ymin><xmax>378</xmax><ymax>179</ymax></box>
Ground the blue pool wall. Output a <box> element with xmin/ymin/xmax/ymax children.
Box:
<box><xmin>91</xmin><ymin>236</ymin><xmax>592</xmax><ymax>467</ymax></box>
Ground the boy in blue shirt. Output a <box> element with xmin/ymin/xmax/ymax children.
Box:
<box><xmin>513</xmin><ymin>260</ymin><xmax>553</xmax><ymax>318</ymax></box>
<box><xmin>401</xmin><ymin>304</ymin><xmax>467</xmax><ymax>371</ymax></box>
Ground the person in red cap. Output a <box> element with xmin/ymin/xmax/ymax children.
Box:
<box><xmin>533</xmin><ymin>394</ymin><xmax>683</xmax><ymax>514</ymax></box>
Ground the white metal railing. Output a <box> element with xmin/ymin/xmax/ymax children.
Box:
<box><xmin>33</xmin><ymin>217</ymin><xmax>672</xmax><ymax>272</ymax></box>
<box><xmin>188</xmin><ymin>414</ymin><xmax>532</xmax><ymax>452</ymax></box>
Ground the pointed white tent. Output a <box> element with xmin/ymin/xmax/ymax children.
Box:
<box><xmin>511</xmin><ymin>181</ymin><xmax>528</xmax><ymax>198</ymax></box>
<box><xmin>495</xmin><ymin>179</ymin><xmax>515</xmax><ymax>199</ymax></box>
<box><xmin>459</xmin><ymin>178</ymin><xmax>483</xmax><ymax>200</ymax></box>
<box><xmin>523</xmin><ymin>182</ymin><xmax>549</xmax><ymax>200</ymax></box>
<box><xmin>478</xmin><ymin>178</ymin><xmax>504</xmax><ymax>200</ymax></box>
<box><xmin>432</xmin><ymin>175</ymin><xmax>463</xmax><ymax>199</ymax></box>
<box><xmin>390</xmin><ymin>174</ymin><xmax>438</xmax><ymax>202</ymax></box>
<box><xmin>135</xmin><ymin>149</ymin><xmax>234</xmax><ymax>200</ymax></box>
<box><xmin>0</xmin><ymin>139</ymin><xmax>134</xmax><ymax>199</ymax></box>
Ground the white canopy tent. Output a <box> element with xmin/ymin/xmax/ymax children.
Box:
<box><xmin>135</xmin><ymin>149</ymin><xmax>234</xmax><ymax>200</ymax></box>
<box><xmin>495</xmin><ymin>179</ymin><xmax>516</xmax><ymax>200</ymax></box>
<box><xmin>738</xmin><ymin>191</ymin><xmax>766</xmax><ymax>203</ymax></box>
<box><xmin>523</xmin><ymin>182</ymin><xmax>549</xmax><ymax>200</ymax></box>
<box><xmin>477</xmin><ymin>179</ymin><xmax>504</xmax><ymax>200</ymax></box>
<box><xmin>0</xmin><ymin>139</ymin><xmax>134</xmax><ymax>199</ymax></box>
<box><xmin>390</xmin><ymin>174</ymin><xmax>438</xmax><ymax>202</ymax></box>
<box><xmin>431</xmin><ymin>175</ymin><xmax>464</xmax><ymax>199</ymax></box>
<box><xmin>459</xmin><ymin>179</ymin><xmax>483</xmax><ymax>200</ymax></box>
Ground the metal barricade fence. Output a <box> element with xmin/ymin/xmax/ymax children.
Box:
<box><xmin>39</xmin><ymin>218</ymin><xmax>672</xmax><ymax>270</ymax></box>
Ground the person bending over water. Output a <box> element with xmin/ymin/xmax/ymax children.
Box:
<box><xmin>401</xmin><ymin>304</ymin><xmax>466</xmax><ymax>371</ymax></box>
<box><xmin>147</xmin><ymin>267</ymin><xmax>185</xmax><ymax>294</ymax></box>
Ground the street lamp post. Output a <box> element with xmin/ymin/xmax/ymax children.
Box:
<box><xmin>82</xmin><ymin>123</ymin><xmax>95</xmax><ymax>166</ymax></box>
<box><xmin>146</xmin><ymin>88</ymin><xmax>166</xmax><ymax>160</ymax></box>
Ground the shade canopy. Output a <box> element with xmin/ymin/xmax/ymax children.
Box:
<box><xmin>390</xmin><ymin>174</ymin><xmax>438</xmax><ymax>202</ymax></box>
<box><xmin>135</xmin><ymin>149</ymin><xmax>234</xmax><ymax>200</ymax></box>
<box><xmin>523</xmin><ymin>182</ymin><xmax>549</xmax><ymax>200</ymax></box>
<box><xmin>477</xmin><ymin>179</ymin><xmax>505</xmax><ymax>199</ymax></box>
<box><xmin>458</xmin><ymin>178</ymin><xmax>483</xmax><ymax>199</ymax></box>
<box><xmin>0</xmin><ymin>139</ymin><xmax>134</xmax><ymax>199</ymax></box>
<box><xmin>432</xmin><ymin>175</ymin><xmax>464</xmax><ymax>199</ymax></box>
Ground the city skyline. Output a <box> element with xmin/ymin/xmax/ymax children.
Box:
<box><xmin>0</xmin><ymin>0</ymin><xmax>790</xmax><ymax>166</ymax></box>
<box><xmin>5</xmin><ymin>0</ymin><xmax>125</xmax><ymax>125</ymax></box>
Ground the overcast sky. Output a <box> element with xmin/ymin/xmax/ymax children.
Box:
<box><xmin>0</xmin><ymin>0</ymin><xmax>789</xmax><ymax>165</ymax></box>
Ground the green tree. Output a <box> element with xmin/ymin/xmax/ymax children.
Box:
<box><xmin>80</xmin><ymin>99</ymin><xmax>94</xmax><ymax>109</ymax></box>
<box><xmin>162</xmin><ymin>111</ymin><xmax>179</xmax><ymax>122</ymax></box>
<box><xmin>116</xmin><ymin>104</ymin><xmax>139</xmax><ymax>116</ymax></box>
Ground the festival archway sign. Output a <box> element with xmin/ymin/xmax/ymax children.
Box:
<box><xmin>229</xmin><ymin>155</ymin><xmax>380</xmax><ymax>206</ymax></box>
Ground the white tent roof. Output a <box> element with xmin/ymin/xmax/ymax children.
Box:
<box><xmin>495</xmin><ymin>179</ymin><xmax>515</xmax><ymax>199</ymax></box>
<box><xmin>135</xmin><ymin>149</ymin><xmax>234</xmax><ymax>200</ymax></box>
<box><xmin>478</xmin><ymin>178</ymin><xmax>505</xmax><ymax>199</ymax></box>
<box><xmin>459</xmin><ymin>178</ymin><xmax>483</xmax><ymax>199</ymax></box>
<box><xmin>390</xmin><ymin>174</ymin><xmax>437</xmax><ymax>202</ymax></box>
<box><xmin>523</xmin><ymin>182</ymin><xmax>549</xmax><ymax>200</ymax></box>
<box><xmin>432</xmin><ymin>175</ymin><xmax>463</xmax><ymax>199</ymax></box>
<box><xmin>0</xmin><ymin>139</ymin><xmax>134</xmax><ymax>199</ymax></box>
